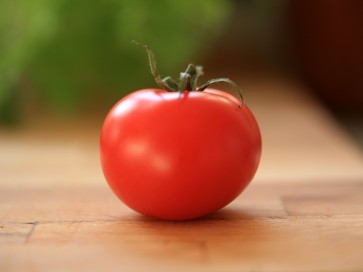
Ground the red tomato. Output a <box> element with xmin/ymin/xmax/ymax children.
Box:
<box><xmin>100</xmin><ymin>88</ymin><xmax>261</xmax><ymax>220</ymax></box>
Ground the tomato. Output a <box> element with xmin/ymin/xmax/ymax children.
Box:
<box><xmin>100</xmin><ymin>88</ymin><xmax>261</xmax><ymax>220</ymax></box>
<box><xmin>100</xmin><ymin>41</ymin><xmax>261</xmax><ymax>220</ymax></box>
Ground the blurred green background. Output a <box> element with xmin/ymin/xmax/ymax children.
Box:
<box><xmin>1</xmin><ymin>0</ymin><xmax>363</xmax><ymax>148</ymax></box>
<box><xmin>0</xmin><ymin>0</ymin><xmax>231</xmax><ymax>124</ymax></box>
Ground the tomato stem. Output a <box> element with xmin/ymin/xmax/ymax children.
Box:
<box><xmin>197</xmin><ymin>78</ymin><xmax>244</xmax><ymax>108</ymax></box>
<box><xmin>133</xmin><ymin>40</ymin><xmax>244</xmax><ymax>107</ymax></box>
<box><xmin>132</xmin><ymin>40</ymin><xmax>174</xmax><ymax>92</ymax></box>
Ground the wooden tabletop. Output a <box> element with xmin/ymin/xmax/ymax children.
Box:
<box><xmin>1</xmin><ymin>77</ymin><xmax>363</xmax><ymax>272</ymax></box>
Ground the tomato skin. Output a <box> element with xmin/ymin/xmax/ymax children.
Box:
<box><xmin>100</xmin><ymin>89</ymin><xmax>261</xmax><ymax>220</ymax></box>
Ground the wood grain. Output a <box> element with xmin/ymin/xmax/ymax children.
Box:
<box><xmin>1</xmin><ymin>183</ymin><xmax>363</xmax><ymax>272</ymax></box>
<box><xmin>1</xmin><ymin>77</ymin><xmax>363</xmax><ymax>271</ymax></box>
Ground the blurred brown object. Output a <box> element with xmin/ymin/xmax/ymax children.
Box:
<box><xmin>291</xmin><ymin>0</ymin><xmax>363</xmax><ymax>111</ymax></box>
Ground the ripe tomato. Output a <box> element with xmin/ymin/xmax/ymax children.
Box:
<box><xmin>100</xmin><ymin>41</ymin><xmax>261</xmax><ymax>220</ymax></box>
<box><xmin>100</xmin><ymin>88</ymin><xmax>261</xmax><ymax>220</ymax></box>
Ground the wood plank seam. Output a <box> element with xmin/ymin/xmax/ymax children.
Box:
<box><xmin>25</xmin><ymin>221</ymin><xmax>38</xmax><ymax>243</ymax></box>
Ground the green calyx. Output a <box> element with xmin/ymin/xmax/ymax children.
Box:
<box><xmin>133</xmin><ymin>40</ymin><xmax>243</xmax><ymax>107</ymax></box>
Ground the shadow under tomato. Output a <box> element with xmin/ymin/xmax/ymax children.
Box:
<box><xmin>126</xmin><ymin>207</ymin><xmax>273</xmax><ymax>240</ymax></box>
<box><xmin>106</xmin><ymin>207</ymin><xmax>279</xmax><ymax>266</ymax></box>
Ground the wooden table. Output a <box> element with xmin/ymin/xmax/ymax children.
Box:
<box><xmin>1</xmin><ymin>77</ymin><xmax>363</xmax><ymax>272</ymax></box>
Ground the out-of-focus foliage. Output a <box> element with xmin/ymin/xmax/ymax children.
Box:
<box><xmin>0</xmin><ymin>0</ymin><xmax>231</xmax><ymax>123</ymax></box>
<box><xmin>0</xmin><ymin>0</ymin><xmax>59</xmax><ymax>123</ymax></box>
